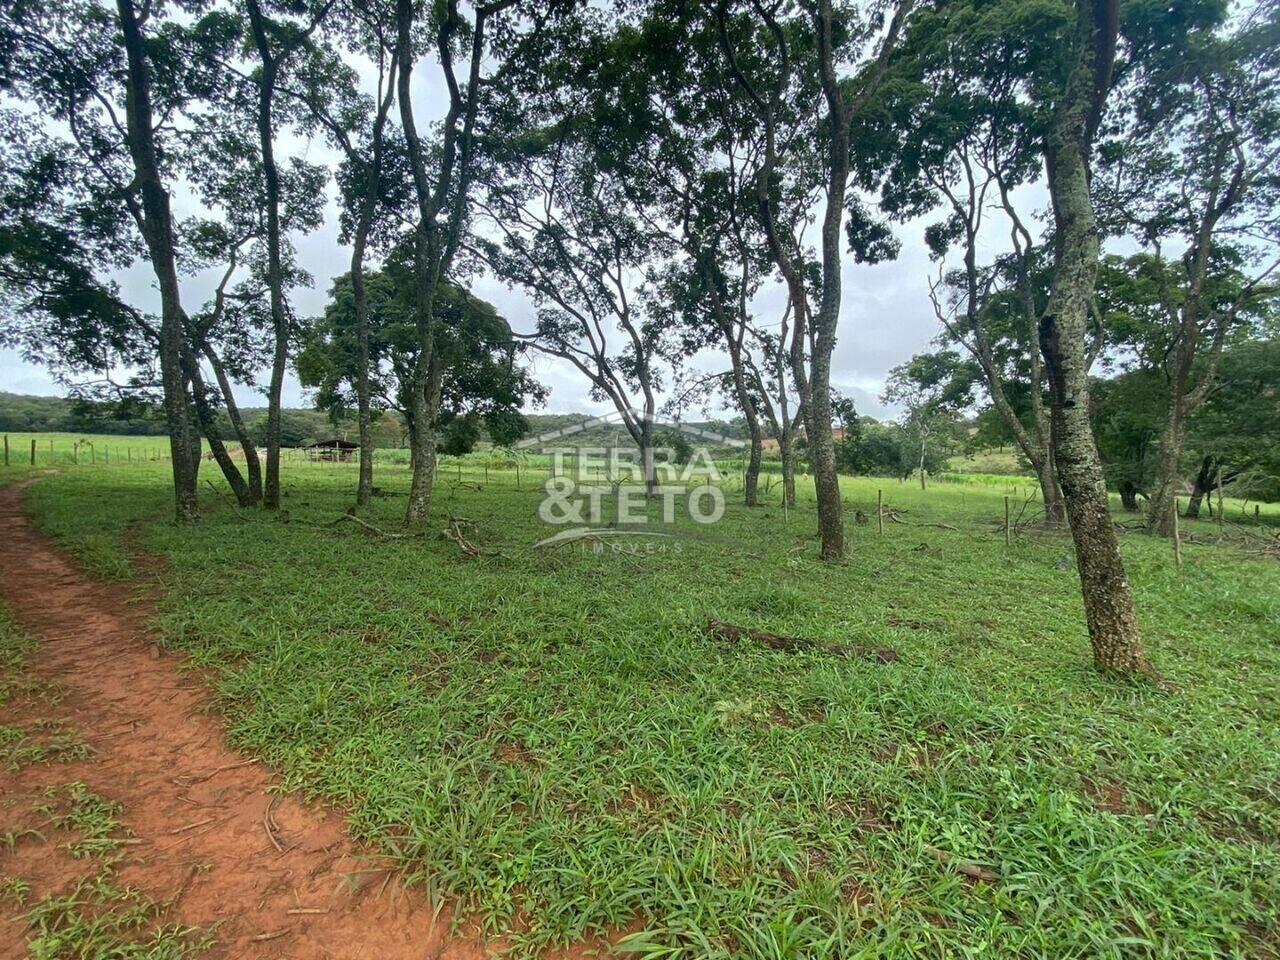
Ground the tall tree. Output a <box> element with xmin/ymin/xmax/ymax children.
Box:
<box><xmin>287</xmin><ymin>0</ymin><xmax>401</xmax><ymax>507</ymax></box>
<box><xmin>875</xmin><ymin>2</ymin><xmax>1065</xmax><ymax>520</ymax></box>
<box><xmin>717</xmin><ymin>0</ymin><xmax>915</xmax><ymax>560</ymax></box>
<box><xmin>477</xmin><ymin>121</ymin><xmax>673</xmax><ymax>496</ymax></box>
<box><xmin>240</xmin><ymin>0</ymin><xmax>333</xmax><ymax>510</ymax></box>
<box><xmin>1038</xmin><ymin>0</ymin><xmax>1150</xmax><ymax>674</ymax></box>
<box><xmin>1096</xmin><ymin>6</ymin><xmax>1280</xmax><ymax>536</ymax></box>
<box><xmin>392</xmin><ymin>0</ymin><xmax>554</xmax><ymax>525</ymax></box>
<box><xmin>0</xmin><ymin>0</ymin><xmax>238</xmax><ymax>521</ymax></box>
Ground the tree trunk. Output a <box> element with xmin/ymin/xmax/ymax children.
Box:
<box><xmin>723</xmin><ymin>326</ymin><xmax>763</xmax><ymax>507</ymax></box>
<box><xmin>635</xmin><ymin>418</ymin><xmax>659</xmax><ymax>498</ymax></box>
<box><xmin>804</xmin><ymin>365</ymin><xmax>843</xmax><ymax>559</ymax></box>
<box><xmin>1184</xmin><ymin>456</ymin><xmax>1215</xmax><ymax>519</ymax></box>
<box><xmin>182</xmin><ymin>348</ymin><xmax>252</xmax><ymax>507</ymax></box>
<box><xmin>744</xmin><ymin>430</ymin><xmax>762</xmax><ymax>507</ymax></box>
<box><xmin>405</xmin><ymin>306</ymin><xmax>442</xmax><ymax>527</ymax></box>
<box><xmin>247</xmin><ymin>0</ymin><xmax>287</xmax><ymax>512</ymax></box>
<box><xmin>918</xmin><ymin>430</ymin><xmax>927</xmax><ymax>491</ymax></box>
<box><xmin>1145</xmin><ymin>406</ymin><xmax>1185</xmax><ymax>536</ymax></box>
<box><xmin>779</xmin><ymin>436</ymin><xmax>796</xmax><ymax>507</ymax></box>
<box><xmin>1119</xmin><ymin>481</ymin><xmax>1138</xmax><ymax>512</ymax></box>
<box><xmin>116</xmin><ymin>0</ymin><xmax>199</xmax><ymax>523</ymax></box>
<box><xmin>406</xmin><ymin>389</ymin><xmax>438</xmax><ymax>525</ymax></box>
<box><xmin>200</xmin><ymin>342</ymin><xmax>261</xmax><ymax>503</ymax></box>
<box><xmin>1039</xmin><ymin>0</ymin><xmax>1149</xmax><ymax>677</ymax></box>
<box><xmin>1037</xmin><ymin>456</ymin><xmax>1066</xmax><ymax>524</ymax></box>
<box><xmin>351</xmin><ymin>246</ymin><xmax>375</xmax><ymax>507</ymax></box>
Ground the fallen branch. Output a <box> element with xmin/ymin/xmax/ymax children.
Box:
<box><xmin>883</xmin><ymin>508</ymin><xmax>959</xmax><ymax>532</ymax></box>
<box><xmin>330</xmin><ymin>511</ymin><xmax>412</xmax><ymax>539</ymax></box>
<box><xmin>263</xmin><ymin>795</ymin><xmax>285</xmax><ymax>853</ymax></box>
<box><xmin>704</xmin><ymin>619</ymin><xmax>899</xmax><ymax>663</ymax></box>
<box><xmin>441</xmin><ymin>517</ymin><xmax>504</xmax><ymax>557</ymax></box>
<box><xmin>924</xmin><ymin>844</ymin><xmax>999</xmax><ymax>883</ymax></box>
<box><xmin>173</xmin><ymin>757</ymin><xmax>260</xmax><ymax>786</ymax></box>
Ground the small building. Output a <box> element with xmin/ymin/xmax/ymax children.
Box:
<box><xmin>303</xmin><ymin>439</ymin><xmax>359</xmax><ymax>462</ymax></box>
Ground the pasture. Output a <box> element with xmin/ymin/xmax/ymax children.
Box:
<box><xmin>2</xmin><ymin>447</ymin><xmax>1278</xmax><ymax>957</ymax></box>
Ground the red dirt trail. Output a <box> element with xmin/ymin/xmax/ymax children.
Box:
<box><xmin>0</xmin><ymin>481</ymin><xmax>583</xmax><ymax>959</ymax></box>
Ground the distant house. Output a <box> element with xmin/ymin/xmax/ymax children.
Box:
<box><xmin>302</xmin><ymin>439</ymin><xmax>359</xmax><ymax>462</ymax></box>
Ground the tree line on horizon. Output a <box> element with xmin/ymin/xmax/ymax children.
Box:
<box><xmin>1</xmin><ymin>0</ymin><xmax>1277</xmax><ymax>677</ymax></box>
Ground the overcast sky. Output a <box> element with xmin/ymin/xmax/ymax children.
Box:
<box><xmin>0</xmin><ymin>28</ymin><xmax>1040</xmax><ymax>424</ymax></box>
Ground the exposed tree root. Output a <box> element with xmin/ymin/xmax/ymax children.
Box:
<box><xmin>703</xmin><ymin>619</ymin><xmax>899</xmax><ymax>663</ymax></box>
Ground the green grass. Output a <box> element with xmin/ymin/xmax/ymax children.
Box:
<box><xmin>0</xmin><ymin>602</ymin><xmax>209</xmax><ymax>959</ymax></box>
<box><xmin>0</xmin><ymin>614</ymin><xmax>87</xmax><ymax>768</ymax></box>
<box><xmin>5</xmin><ymin>455</ymin><xmax>1280</xmax><ymax>958</ymax></box>
<box><xmin>23</xmin><ymin>874</ymin><xmax>211</xmax><ymax>960</ymax></box>
<box><xmin>35</xmin><ymin>782</ymin><xmax>128</xmax><ymax>860</ymax></box>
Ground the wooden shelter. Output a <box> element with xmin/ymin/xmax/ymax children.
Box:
<box><xmin>303</xmin><ymin>439</ymin><xmax>359</xmax><ymax>462</ymax></box>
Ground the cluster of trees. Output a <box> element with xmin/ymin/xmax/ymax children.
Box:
<box><xmin>1</xmin><ymin>0</ymin><xmax>1276</xmax><ymax>677</ymax></box>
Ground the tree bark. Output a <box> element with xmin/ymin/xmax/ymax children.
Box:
<box><xmin>779</xmin><ymin>436</ymin><xmax>796</xmax><ymax>507</ymax></box>
<box><xmin>246</xmin><ymin>0</ymin><xmax>288</xmax><ymax>512</ymax></box>
<box><xmin>116</xmin><ymin>0</ymin><xmax>199</xmax><ymax>523</ymax></box>
<box><xmin>405</xmin><ymin>246</ymin><xmax>442</xmax><ymax>526</ymax></box>
<box><xmin>1119</xmin><ymin>481</ymin><xmax>1139</xmax><ymax>512</ymax></box>
<box><xmin>1039</xmin><ymin>0</ymin><xmax>1149</xmax><ymax>676</ymax></box>
<box><xmin>351</xmin><ymin>238</ymin><xmax>375</xmax><ymax>507</ymax></box>
<box><xmin>803</xmin><ymin>0</ymin><xmax>849</xmax><ymax>561</ymax></box>
<box><xmin>183</xmin><ymin>357</ymin><xmax>252</xmax><ymax>507</ymax></box>
<box><xmin>199</xmin><ymin>342</ymin><xmax>261</xmax><ymax>503</ymax></box>
<box><xmin>744</xmin><ymin>430</ymin><xmax>762</xmax><ymax>507</ymax></box>
<box><xmin>1184</xmin><ymin>456</ymin><xmax>1216</xmax><ymax>518</ymax></box>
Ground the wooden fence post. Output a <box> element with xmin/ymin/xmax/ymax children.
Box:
<box><xmin>1216</xmin><ymin>467</ymin><xmax>1224</xmax><ymax>531</ymax></box>
<box><xmin>877</xmin><ymin>489</ymin><xmax>884</xmax><ymax>535</ymax></box>
<box><xmin>30</xmin><ymin>437</ymin><xmax>36</xmax><ymax>465</ymax></box>
<box><xmin>1173</xmin><ymin>499</ymin><xmax>1182</xmax><ymax>568</ymax></box>
<box><xmin>3</xmin><ymin>435</ymin><xmax>8</xmax><ymax>466</ymax></box>
<box><xmin>1004</xmin><ymin>496</ymin><xmax>1011</xmax><ymax>547</ymax></box>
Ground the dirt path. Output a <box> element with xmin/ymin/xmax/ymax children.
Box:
<box><xmin>0</xmin><ymin>481</ymin><xmax>493</xmax><ymax>959</ymax></box>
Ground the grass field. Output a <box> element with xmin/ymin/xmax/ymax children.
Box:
<box><xmin>3</xmin><ymin>441</ymin><xmax>1279</xmax><ymax>958</ymax></box>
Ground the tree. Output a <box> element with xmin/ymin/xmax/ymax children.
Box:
<box><xmin>296</xmin><ymin>264</ymin><xmax>542</xmax><ymax>457</ymax></box>
<box><xmin>477</xmin><ymin>99</ymin><xmax>673</xmax><ymax>496</ymax></box>
<box><xmin>391</xmin><ymin>0</ymin><xmax>557</xmax><ymax>526</ymax></box>
<box><xmin>0</xmin><ymin>0</ymin><xmax>244</xmax><ymax>522</ymax></box>
<box><xmin>1096</xmin><ymin>5</ymin><xmax>1280</xmax><ymax>536</ymax></box>
<box><xmin>1183</xmin><ymin>339</ymin><xmax>1280</xmax><ymax>514</ymax></box>
<box><xmin>1037</xmin><ymin>0</ymin><xmax>1150</xmax><ymax>675</ymax></box>
<box><xmin>286</xmin><ymin>0</ymin><xmax>401</xmax><ymax>507</ymax></box>
<box><xmin>881</xmin><ymin>351</ymin><xmax>975</xmax><ymax>490</ymax></box>
<box><xmin>716</xmin><ymin>0</ymin><xmax>915</xmax><ymax>561</ymax></box>
<box><xmin>875</xmin><ymin>1</ymin><xmax>1065</xmax><ymax>520</ymax></box>
<box><xmin>238</xmin><ymin>0</ymin><xmax>333</xmax><ymax>511</ymax></box>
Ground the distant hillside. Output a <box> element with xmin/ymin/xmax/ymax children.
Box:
<box><xmin>520</xmin><ymin>413</ymin><xmax>749</xmax><ymax>450</ymax></box>
<box><xmin>0</xmin><ymin>392</ymin><xmax>361</xmax><ymax>445</ymax></box>
<box><xmin>0</xmin><ymin>394</ymin><xmax>751</xmax><ymax>451</ymax></box>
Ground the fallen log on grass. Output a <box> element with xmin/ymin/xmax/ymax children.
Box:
<box><xmin>703</xmin><ymin>619</ymin><xmax>899</xmax><ymax>663</ymax></box>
